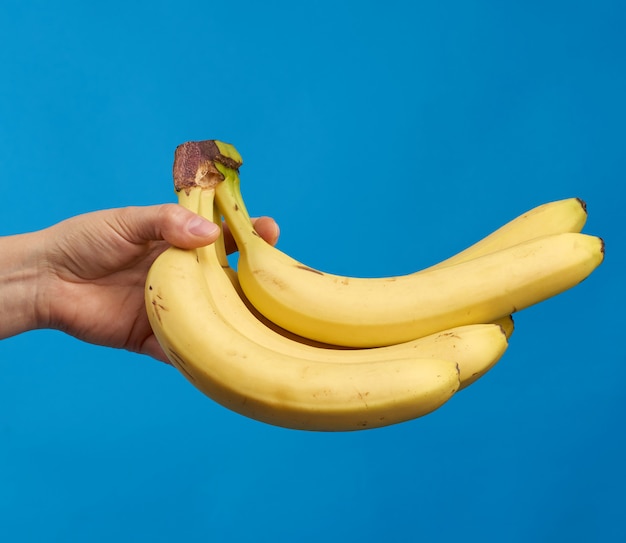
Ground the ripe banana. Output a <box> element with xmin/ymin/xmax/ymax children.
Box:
<box><xmin>178</xmin><ymin>187</ymin><xmax>509</xmax><ymax>389</ymax></box>
<box><xmin>145</xmin><ymin>191</ymin><xmax>461</xmax><ymax>431</ymax></box>
<box><xmin>425</xmin><ymin>197</ymin><xmax>588</xmax><ymax>270</ymax></box>
<box><xmin>220</xmin><ymin>192</ymin><xmax>583</xmax><ymax>348</ymax></box>
<box><xmin>216</xmin><ymin>191</ymin><xmax>587</xmax><ymax>352</ymax></box>
<box><xmin>219</xmin><ymin>192</ymin><xmax>580</xmax><ymax>351</ymax></box>
<box><xmin>209</xmin><ymin>145</ymin><xmax>603</xmax><ymax>347</ymax></box>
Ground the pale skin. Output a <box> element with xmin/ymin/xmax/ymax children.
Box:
<box><xmin>0</xmin><ymin>204</ymin><xmax>279</xmax><ymax>363</ymax></box>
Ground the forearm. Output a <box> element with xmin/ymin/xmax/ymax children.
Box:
<box><xmin>0</xmin><ymin>231</ymin><xmax>48</xmax><ymax>339</ymax></box>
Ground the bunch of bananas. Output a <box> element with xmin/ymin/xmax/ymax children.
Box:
<box><xmin>145</xmin><ymin>140</ymin><xmax>604</xmax><ymax>432</ymax></box>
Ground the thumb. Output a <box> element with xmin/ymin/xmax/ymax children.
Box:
<box><xmin>121</xmin><ymin>204</ymin><xmax>221</xmax><ymax>249</ymax></box>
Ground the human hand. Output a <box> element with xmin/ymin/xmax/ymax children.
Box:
<box><xmin>34</xmin><ymin>204</ymin><xmax>279</xmax><ymax>362</ymax></box>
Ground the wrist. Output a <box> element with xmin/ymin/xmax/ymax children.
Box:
<box><xmin>0</xmin><ymin>230</ymin><xmax>51</xmax><ymax>339</ymax></box>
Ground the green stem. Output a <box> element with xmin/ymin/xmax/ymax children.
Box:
<box><xmin>214</xmin><ymin>164</ymin><xmax>259</xmax><ymax>251</ymax></box>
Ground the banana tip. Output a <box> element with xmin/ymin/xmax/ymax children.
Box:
<box><xmin>599</xmin><ymin>236</ymin><xmax>606</xmax><ymax>257</ymax></box>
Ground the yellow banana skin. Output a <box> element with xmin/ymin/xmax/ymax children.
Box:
<box><xmin>215</xmin><ymin>164</ymin><xmax>603</xmax><ymax>347</ymax></box>
<box><xmin>222</xmin><ymin>183</ymin><xmax>579</xmax><ymax>348</ymax></box>
<box><xmin>144</xmin><ymin>225</ymin><xmax>460</xmax><ymax>432</ymax></box>
<box><xmin>221</xmin><ymin>194</ymin><xmax>576</xmax><ymax>351</ymax></box>
<box><xmin>425</xmin><ymin>197</ymin><xmax>588</xmax><ymax>270</ymax></box>
<box><xmin>179</xmin><ymin>188</ymin><xmax>509</xmax><ymax>389</ymax></box>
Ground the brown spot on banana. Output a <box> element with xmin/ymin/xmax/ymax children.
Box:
<box><xmin>167</xmin><ymin>349</ymin><xmax>196</xmax><ymax>383</ymax></box>
<box><xmin>295</xmin><ymin>265</ymin><xmax>324</xmax><ymax>275</ymax></box>
<box><xmin>355</xmin><ymin>390</ymin><xmax>370</xmax><ymax>408</ymax></box>
<box><xmin>252</xmin><ymin>269</ymin><xmax>287</xmax><ymax>289</ymax></box>
<box><xmin>150</xmin><ymin>298</ymin><xmax>167</xmax><ymax>324</ymax></box>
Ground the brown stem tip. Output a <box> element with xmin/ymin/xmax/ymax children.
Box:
<box><xmin>173</xmin><ymin>140</ymin><xmax>242</xmax><ymax>192</ymax></box>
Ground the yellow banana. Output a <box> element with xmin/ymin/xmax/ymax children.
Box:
<box><xmin>208</xmin><ymin>144</ymin><xmax>603</xmax><ymax>348</ymax></box>
<box><xmin>144</xmin><ymin>190</ymin><xmax>461</xmax><ymax>431</ymax></box>
<box><xmin>231</xmin><ymin>226</ymin><xmax>602</xmax><ymax>348</ymax></box>
<box><xmin>425</xmin><ymin>198</ymin><xmax>588</xmax><ymax>270</ymax></box>
<box><xmin>492</xmin><ymin>315</ymin><xmax>514</xmax><ymax>339</ymax></box>
<box><xmin>219</xmin><ymin>192</ymin><xmax>583</xmax><ymax>350</ymax></box>
<box><xmin>231</xmin><ymin>194</ymin><xmax>581</xmax><ymax>344</ymax></box>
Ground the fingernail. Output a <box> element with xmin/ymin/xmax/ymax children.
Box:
<box><xmin>266</xmin><ymin>219</ymin><xmax>280</xmax><ymax>242</ymax></box>
<box><xmin>272</xmin><ymin>221</ymin><xmax>280</xmax><ymax>240</ymax></box>
<box><xmin>188</xmin><ymin>216</ymin><xmax>220</xmax><ymax>237</ymax></box>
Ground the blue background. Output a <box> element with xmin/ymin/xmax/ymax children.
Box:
<box><xmin>1</xmin><ymin>1</ymin><xmax>624</xmax><ymax>541</ymax></box>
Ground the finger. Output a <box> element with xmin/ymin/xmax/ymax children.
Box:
<box><xmin>223</xmin><ymin>216</ymin><xmax>280</xmax><ymax>254</ymax></box>
<box><xmin>141</xmin><ymin>335</ymin><xmax>172</xmax><ymax>364</ymax></box>
<box><xmin>253</xmin><ymin>217</ymin><xmax>281</xmax><ymax>246</ymax></box>
<box><xmin>116</xmin><ymin>204</ymin><xmax>221</xmax><ymax>249</ymax></box>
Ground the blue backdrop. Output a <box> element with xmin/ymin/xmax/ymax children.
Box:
<box><xmin>1</xmin><ymin>1</ymin><xmax>624</xmax><ymax>541</ymax></box>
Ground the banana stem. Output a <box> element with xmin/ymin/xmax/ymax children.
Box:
<box><xmin>175</xmin><ymin>185</ymin><xmax>202</xmax><ymax>213</ymax></box>
<box><xmin>173</xmin><ymin>140</ymin><xmax>242</xmax><ymax>192</ymax></box>
<box><xmin>215</xmin><ymin>164</ymin><xmax>255</xmax><ymax>223</ymax></box>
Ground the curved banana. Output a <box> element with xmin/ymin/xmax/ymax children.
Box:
<box><xmin>177</xmin><ymin>188</ymin><xmax>509</xmax><ymax>389</ymax></box>
<box><xmin>207</xmin><ymin>146</ymin><xmax>603</xmax><ymax>347</ymax></box>
<box><xmin>232</xmin><ymin>228</ymin><xmax>602</xmax><ymax>348</ymax></box>
<box><xmin>219</xmin><ymin>191</ymin><xmax>580</xmax><ymax>350</ymax></box>
<box><xmin>426</xmin><ymin>198</ymin><xmax>588</xmax><ymax>270</ymax></box>
<box><xmin>222</xmin><ymin>192</ymin><xmax>582</xmax><ymax>348</ymax></box>
<box><xmin>144</xmin><ymin>223</ymin><xmax>460</xmax><ymax>432</ymax></box>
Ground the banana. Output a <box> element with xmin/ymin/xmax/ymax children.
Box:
<box><xmin>209</xmin><ymin>145</ymin><xmax>603</xmax><ymax>347</ymax></box>
<box><xmin>219</xmin><ymin>192</ymin><xmax>580</xmax><ymax>349</ymax></box>
<box><xmin>144</xmin><ymin>187</ymin><xmax>461</xmax><ymax>431</ymax></box>
<box><xmin>492</xmin><ymin>315</ymin><xmax>514</xmax><ymax>339</ymax></box>
<box><xmin>179</xmin><ymin>187</ymin><xmax>509</xmax><ymax>389</ymax></box>
<box><xmin>425</xmin><ymin>198</ymin><xmax>588</xmax><ymax>270</ymax></box>
<box><xmin>225</xmin><ymin>195</ymin><xmax>581</xmax><ymax>347</ymax></box>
